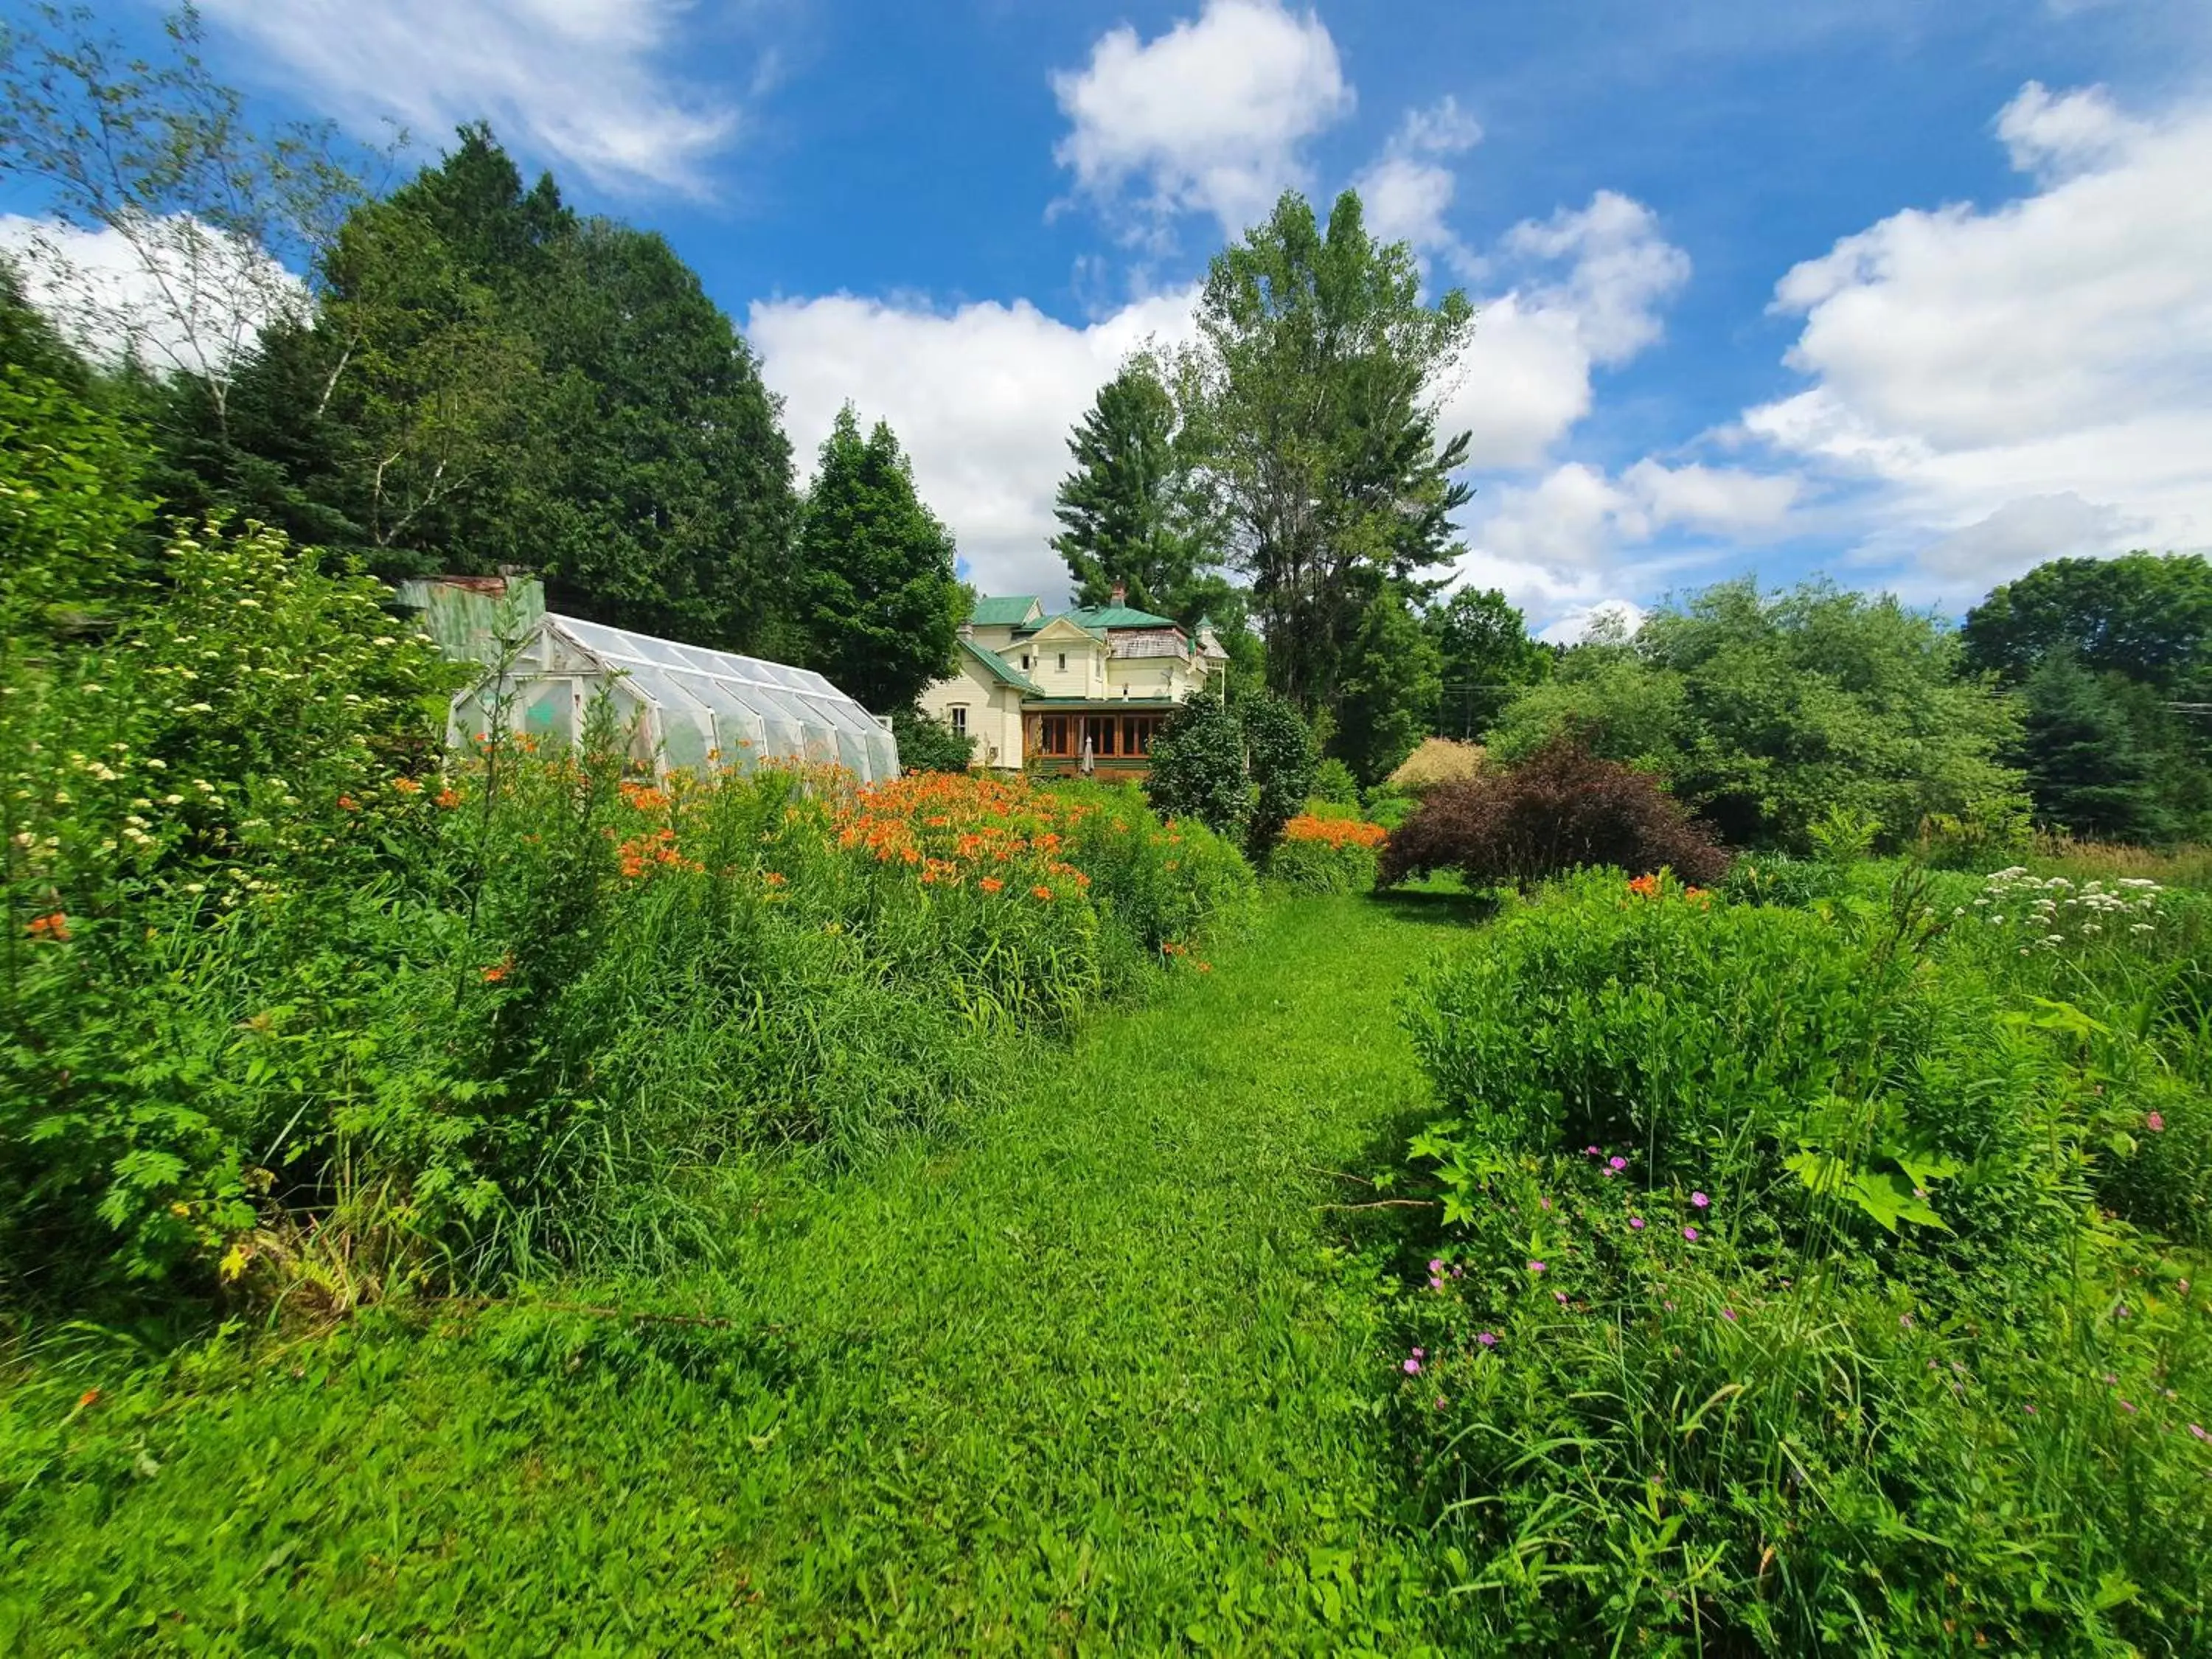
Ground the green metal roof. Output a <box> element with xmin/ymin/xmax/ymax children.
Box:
<box><xmin>1062</xmin><ymin>602</ymin><xmax>1181</xmax><ymax>630</ymax></box>
<box><xmin>1007</xmin><ymin>603</ymin><xmax>1181</xmax><ymax>638</ymax></box>
<box><xmin>967</xmin><ymin>594</ymin><xmax>1042</xmax><ymax>627</ymax></box>
<box><xmin>959</xmin><ymin>636</ymin><xmax>1041</xmax><ymax>693</ymax></box>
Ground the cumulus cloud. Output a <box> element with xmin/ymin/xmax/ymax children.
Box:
<box><xmin>1440</xmin><ymin>458</ymin><xmax>1795</xmax><ymax>636</ymax></box>
<box><xmin>1438</xmin><ymin>192</ymin><xmax>1691</xmax><ymax>469</ymax></box>
<box><xmin>198</xmin><ymin>0</ymin><xmax>744</xmax><ymax>195</ymax></box>
<box><xmin>1353</xmin><ymin>97</ymin><xmax>1484</xmax><ymax>272</ymax></box>
<box><xmin>1996</xmin><ymin>81</ymin><xmax>2145</xmax><ymax>181</ymax></box>
<box><xmin>1051</xmin><ymin>0</ymin><xmax>1352</xmax><ymax>241</ymax></box>
<box><xmin>1746</xmin><ymin>81</ymin><xmax>2212</xmax><ymax>594</ymax></box>
<box><xmin>0</xmin><ymin>213</ymin><xmax>305</xmax><ymax>375</ymax></box>
<box><xmin>748</xmin><ymin>289</ymin><xmax>1202</xmax><ymax>599</ymax></box>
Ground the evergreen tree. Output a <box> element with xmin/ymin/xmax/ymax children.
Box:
<box><xmin>153</xmin><ymin>125</ymin><xmax>799</xmax><ymax>655</ymax></box>
<box><xmin>1336</xmin><ymin>585</ymin><xmax>1444</xmax><ymax>785</ymax></box>
<box><xmin>1051</xmin><ymin>361</ymin><xmax>1202</xmax><ymax>614</ymax></box>
<box><xmin>2015</xmin><ymin>658</ymin><xmax>2181</xmax><ymax>843</ymax></box>
<box><xmin>796</xmin><ymin>406</ymin><xmax>963</xmax><ymax>712</ymax></box>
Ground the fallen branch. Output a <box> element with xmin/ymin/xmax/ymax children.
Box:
<box><xmin>1318</xmin><ymin>1199</ymin><xmax>1440</xmax><ymax>1212</ymax></box>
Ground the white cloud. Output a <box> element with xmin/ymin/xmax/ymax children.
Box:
<box><xmin>1919</xmin><ymin>493</ymin><xmax>2144</xmax><ymax>580</ymax></box>
<box><xmin>1747</xmin><ymin>82</ymin><xmax>2212</xmax><ymax>594</ymax></box>
<box><xmin>1538</xmin><ymin>599</ymin><xmax>1647</xmax><ymax>647</ymax></box>
<box><xmin>748</xmin><ymin>289</ymin><xmax>1202</xmax><ymax>600</ymax></box>
<box><xmin>1353</xmin><ymin>97</ymin><xmax>1483</xmax><ymax>271</ymax></box>
<box><xmin>1503</xmin><ymin>192</ymin><xmax>1692</xmax><ymax>365</ymax></box>
<box><xmin>1622</xmin><ymin>459</ymin><xmax>1799</xmax><ymax>532</ymax></box>
<box><xmin>198</xmin><ymin>0</ymin><xmax>742</xmax><ymax>195</ymax></box>
<box><xmin>1437</xmin><ymin>192</ymin><xmax>1691</xmax><ymax>469</ymax></box>
<box><xmin>1051</xmin><ymin>0</ymin><xmax>1352</xmax><ymax>240</ymax></box>
<box><xmin>0</xmin><ymin>213</ymin><xmax>305</xmax><ymax>375</ymax></box>
<box><xmin>1441</xmin><ymin>456</ymin><xmax>1795</xmax><ymax>634</ymax></box>
<box><xmin>1996</xmin><ymin>81</ymin><xmax>2144</xmax><ymax>181</ymax></box>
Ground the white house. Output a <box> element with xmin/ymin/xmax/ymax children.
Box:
<box><xmin>919</xmin><ymin>584</ymin><xmax>1228</xmax><ymax>774</ymax></box>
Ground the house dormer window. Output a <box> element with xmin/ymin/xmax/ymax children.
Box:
<box><xmin>1057</xmin><ymin>652</ymin><xmax>1066</xmax><ymax>671</ymax></box>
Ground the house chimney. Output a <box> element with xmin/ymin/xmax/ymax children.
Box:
<box><xmin>1109</xmin><ymin>581</ymin><xmax>1127</xmax><ymax>606</ymax></box>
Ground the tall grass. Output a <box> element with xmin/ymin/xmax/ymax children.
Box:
<box><xmin>1387</xmin><ymin>866</ymin><xmax>2212</xmax><ymax>1653</ymax></box>
<box><xmin>2</xmin><ymin>712</ymin><xmax>1256</xmax><ymax>1308</ymax></box>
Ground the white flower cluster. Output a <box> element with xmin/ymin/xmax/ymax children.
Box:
<box><xmin>1966</xmin><ymin>868</ymin><xmax>2163</xmax><ymax>953</ymax></box>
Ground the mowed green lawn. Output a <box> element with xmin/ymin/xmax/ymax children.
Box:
<box><xmin>1</xmin><ymin>894</ymin><xmax>1481</xmax><ymax>1655</ymax></box>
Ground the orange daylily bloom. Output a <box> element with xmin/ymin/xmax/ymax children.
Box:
<box><xmin>27</xmin><ymin>911</ymin><xmax>69</xmax><ymax>942</ymax></box>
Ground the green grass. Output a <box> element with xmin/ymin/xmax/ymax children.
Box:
<box><xmin>1</xmin><ymin>894</ymin><xmax>1475</xmax><ymax>1655</ymax></box>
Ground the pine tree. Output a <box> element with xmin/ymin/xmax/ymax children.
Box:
<box><xmin>2016</xmin><ymin>657</ymin><xmax>2178</xmax><ymax>843</ymax></box>
<box><xmin>1051</xmin><ymin>361</ymin><xmax>1202</xmax><ymax>615</ymax></box>
<box><xmin>797</xmin><ymin>406</ymin><xmax>963</xmax><ymax>712</ymax></box>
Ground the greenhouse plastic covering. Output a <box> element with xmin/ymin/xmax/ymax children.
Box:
<box><xmin>405</xmin><ymin>579</ymin><xmax>900</xmax><ymax>783</ymax></box>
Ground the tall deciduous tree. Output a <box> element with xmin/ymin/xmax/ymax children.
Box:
<box><xmin>1052</xmin><ymin>359</ymin><xmax>1206</xmax><ymax>615</ymax></box>
<box><xmin>1963</xmin><ymin>553</ymin><xmax>2212</xmax><ymax>692</ymax></box>
<box><xmin>797</xmin><ymin>406</ymin><xmax>962</xmax><ymax>712</ymax></box>
<box><xmin>1430</xmin><ymin>586</ymin><xmax>1551</xmax><ymax>740</ymax></box>
<box><xmin>1180</xmin><ymin>189</ymin><xmax>1474</xmax><ymax>719</ymax></box>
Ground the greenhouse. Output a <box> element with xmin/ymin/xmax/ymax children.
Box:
<box><xmin>398</xmin><ymin>577</ymin><xmax>902</xmax><ymax>783</ymax></box>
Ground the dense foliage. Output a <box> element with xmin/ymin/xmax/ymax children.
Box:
<box><xmin>1238</xmin><ymin>687</ymin><xmax>1318</xmax><ymax>863</ymax></box>
<box><xmin>1389</xmin><ymin>867</ymin><xmax>2211</xmax><ymax>1652</ymax></box>
<box><xmin>1142</xmin><ymin>686</ymin><xmax>1251</xmax><ymax>845</ymax></box>
<box><xmin>1177</xmin><ymin>190</ymin><xmax>1473</xmax><ymax>720</ymax></box>
<box><xmin>164</xmin><ymin>128</ymin><xmax>804</xmax><ymax>656</ymax></box>
<box><xmin>794</xmin><ymin>404</ymin><xmax>964</xmax><ymax>712</ymax></box>
<box><xmin>1965</xmin><ymin>554</ymin><xmax>2212</xmax><ymax>841</ymax></box>
<box><xmin>4</xmin><ymin>706</ymin><xmax>1252</xmax><ymax>1298</ymax></box>
<box><xmin>1492</xmin><ymin>580</ymin><xmax>2027</xmax><ymax>850</ymax></box>
<box><xmin>886</xmin><ymin>705</ymin><xmax>975</xmax><ymax>773</ymax></box>
<box><xmin>1379</xmin><ymin>740</ymin><xmax>1730</xmax><ymax>890</ymax></box>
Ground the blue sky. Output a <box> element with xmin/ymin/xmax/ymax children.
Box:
<box><xmin>13</xmin><ymin>0</ymin><xmax>2212</xmax><ymax>636</ymax></box>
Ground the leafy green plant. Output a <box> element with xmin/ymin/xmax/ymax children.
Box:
<box><xmin>1143</xmin><ymin>685</ymin><xmax>1249</xmax><ymax>843</ymax></box>
<box><xmin>1239</xmin><ymin>687</ymin><xmax>1316</xmax><ymax>863</ymax></box>
<box><xmin>1385</xmin><ymin>868</ymin><xmax>2212</xmax><ymax>1652</ymax></box>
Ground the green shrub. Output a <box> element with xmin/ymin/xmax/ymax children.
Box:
<box><xmin>1238</xmin><ymin>688</ymin><xmax>1317</xmax><ymax>865</ymax></box>
<box><xmin>1144</xmin><ymin>686</ymin><xmax>1249</xmax><ymax>844</ymax></box>
<box><xmin>888</xmin><ymin>705</ymin><xmax>975</xmax><ymax>773</ymax></box>
<box><xmin>1387</xmin><ymin>872</ymin><xmax>2212</xmax><ymax>1652</ymax></box>
<box><xmin>1310</xmin><ymin>756</ymin><xmax>1360</xmax><ymax>807</ymax></box>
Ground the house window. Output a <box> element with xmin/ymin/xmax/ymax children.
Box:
<box><xmin>1020</xmin><ymin>655</ymin><xmax>1030</xmax><ymax>669</ymax></box>
<box><xmin>1040</xmin><ymin>715</ymin><xmax>1071</xmax><ymax>756</ymax></box>
<box><xmin>947</xmin><ymin>706</ymin><xmax>967</xmax><ymax>736</ymax></box>
<box><xmin>1057</xmin><ymin>652</ymin><xmax>1067</xmax><ymax>672</ymax></box>
<box><xmin>1082</xmin><ymin>715</ymin><xmax>1119</xmax><ymax>757</ymax></box>
<box><xmin>1122</xmin><ymin>715</ymin><xmax>1158</xmax><ymax>757</ymax></box>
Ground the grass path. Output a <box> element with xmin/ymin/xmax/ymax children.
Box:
<box><xmin>2</xmin><ymin>895</ymin><xmax>1475</xmax><ymax>1655</ymax></box>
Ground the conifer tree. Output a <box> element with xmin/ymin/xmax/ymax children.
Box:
<box><xmin>797</xmin><ymin>406</ymin><xmax>963</xmax><ymax>712</ymax></box>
